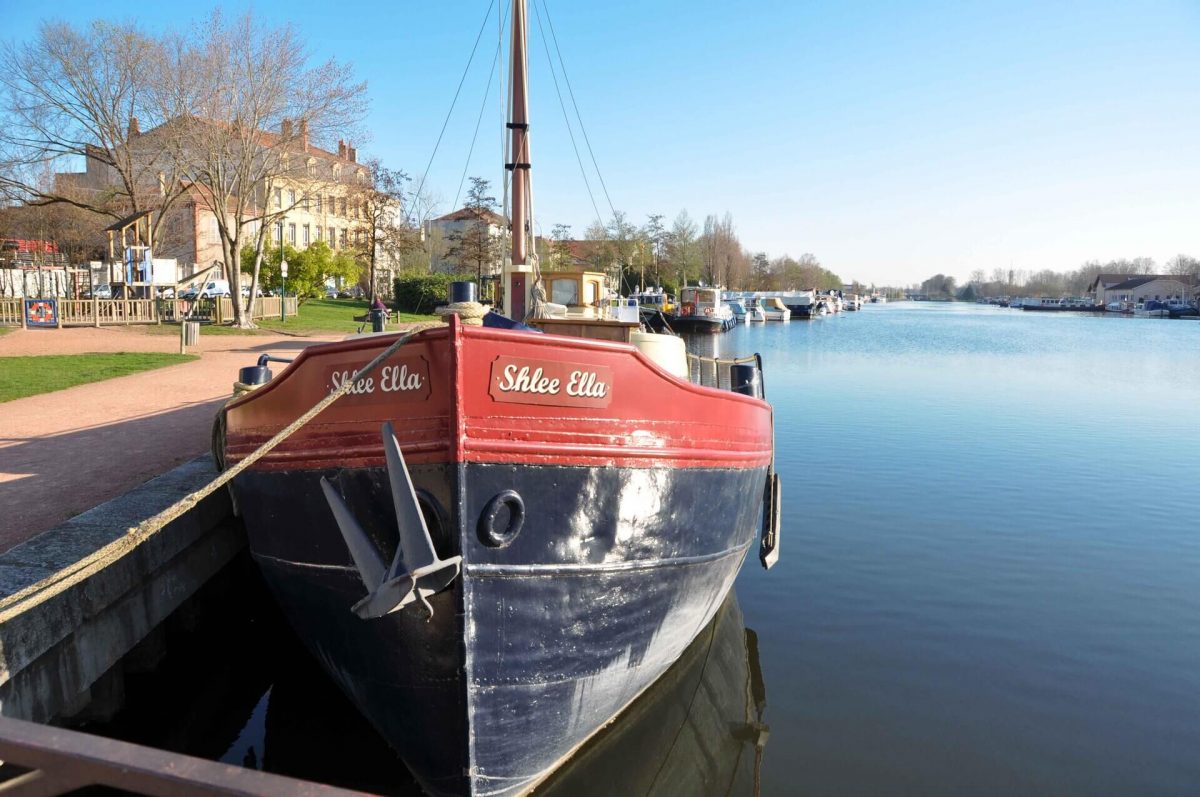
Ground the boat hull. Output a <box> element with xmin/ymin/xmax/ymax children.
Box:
<box><xmin>221</xmin><ymin>320</ymin><xmax>774</xmax><ymax>795</ymax></box>
<box><xmin>668</xmin><ymin>314</ymin><xmax>737</xmax><ymax>333</ymax></box>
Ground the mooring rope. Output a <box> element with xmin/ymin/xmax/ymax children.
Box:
<box><xmin>435</xmin><ymin>301</ymin><xmax>489</xmax><ymax>326</ymax></box>
<box><xmin>0</xmin><ymin>323</ymin><xmax>441</xmax><ymax>622</ymax></box>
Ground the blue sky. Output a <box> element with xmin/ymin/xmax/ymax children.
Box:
<box><xmin>7</xmin><ymin>1</ymin><xmax>1199</xmax><ymax>285</ymax></box>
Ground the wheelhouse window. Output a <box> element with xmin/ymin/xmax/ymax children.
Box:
<box><xmin>551</xmin><ymin>277</ymin><xmax>579</xmax><ymax>306</ymax></box>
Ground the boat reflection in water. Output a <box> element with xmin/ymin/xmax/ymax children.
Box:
<box><xmin>253</xmin><ymin>592</ymin><xmax>767</xmax><ymax>796</ymax></box>
<box><xmin>535</xmin><ymin>593</ymin><xmax>768</xmax><ymax>797</ymax></box>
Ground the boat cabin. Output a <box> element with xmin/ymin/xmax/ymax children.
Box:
<box><xmin>679</xmin><ymin>286</ymin><xmax>724</xmax><ymax>314</ymax></box>
<box><xmin>529</xmin><ymin>269</ymin><xmax>640</xmax><ymax>342</ymax></box>
<box><xmin>544</xmin><ymin>270</ymin><xmax>608</xmax><ymax>315</ymax></box>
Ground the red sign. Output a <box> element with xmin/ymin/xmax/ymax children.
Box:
<box><xmin>488</xmin><ymin>356</ymin><xmax>613</xmax><ymax>409</ymax></box>
<box><xmin>324</xmin><ymin>355</ymin><xmax>431</xmax><ymax>405</ymax></box>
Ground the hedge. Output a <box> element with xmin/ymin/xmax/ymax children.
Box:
<box><xmin>393</xmin><ymin>273</ymin><xmax>476</xmax><ymax>314</ymax></box>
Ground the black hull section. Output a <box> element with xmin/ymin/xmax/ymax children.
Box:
<box><xmin>235</xmin><ymin>461</ymin><xmax>766</xmax><ymax>796</ymax></box>
<box><xmin>1021</xmin><ymin>304</ymin><xmax>1105</xmax><ymax>312</ymax></box>
<box><xmin>785</xmin><ymin>304</ymin><xmax>816</xmax><ymax>318</ymax></box>
<box><xmin>668</xmin><ymin>316</ymin><xmax>736</xmax><ymax>333</ymax></box>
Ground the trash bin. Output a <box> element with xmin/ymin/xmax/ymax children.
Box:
<box><xmin>369</xmin><ymin>308</ymin><xmax>385</xmax><ymax>333</ymax></box>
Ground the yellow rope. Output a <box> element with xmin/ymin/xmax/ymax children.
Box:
<box><xmin>435</xmin><ymin>301</ymin><xmax>488</xmax><ymax>326</ymax></box>
<box><xmin>0</xmin><ymin>325</ymin><xmax>433</xmax><ymax>622</ymax></box>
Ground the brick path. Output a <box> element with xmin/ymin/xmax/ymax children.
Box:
<box><xmin>0</xmin><ymin>326</ymin><xmax>345</xmax><ymax>553</ymax></box>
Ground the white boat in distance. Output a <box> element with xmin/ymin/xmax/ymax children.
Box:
<box><xmin>728</xmin><ymin>298</ymin><xmax>765</xmax><ymax>323</ymax></box>
<box><xmin>757</xmin><ymin>296</ymin><xmax>792</xmax><ymax>321</ymax></box>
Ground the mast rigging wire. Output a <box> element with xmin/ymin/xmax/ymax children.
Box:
<box><xmin>531</xmin><ymin>0</ymin><xmax>603</xmax><ymax>230</ymax></box>
<box><xmin>539</xmin><ymin>0</ymin><xmax>618</xmax><ymax>219</ymax></box>
<box><xmin>410</xmin><ymin>0</ymin><xmax>497</xmax><ymax>224</ymax></box>
<box><xmin>452</xmin><ymin>28</ymin><xmax>505</xmax><ymax>212</ymax></box>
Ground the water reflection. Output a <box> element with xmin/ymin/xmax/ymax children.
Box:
<box><xmin>535</xmin><ymin>594</ymin><xmax>768</xmax><ymax>796</ymax></box>
<box><xmin>88</xmin><ymin>559</ymin><xmax>767</xmax><ymax>797</ymax></box>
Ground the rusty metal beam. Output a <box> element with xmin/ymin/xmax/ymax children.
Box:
<box><xmin>0</xmin><ymin>716</ymin><xmax>377</xmax><ymax>797</ymax></box>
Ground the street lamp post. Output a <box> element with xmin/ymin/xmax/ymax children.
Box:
<box><xmin>280</xmin><ymin>257</ymin><xmax>288</xmax><ymax>322</ymax></box>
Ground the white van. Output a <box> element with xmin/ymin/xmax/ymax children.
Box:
<box><xmin>182</xmin><ymin>280</ymin><xmax>231</xmax><ymax>300</ymax></box>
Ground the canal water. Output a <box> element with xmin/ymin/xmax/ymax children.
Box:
<box><xmin>91</xmin><ymin>303</ymin><xmax>1200</xmax><ymax>795</ymax></box>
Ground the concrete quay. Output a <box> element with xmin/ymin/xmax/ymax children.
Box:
<box><xmin>0</xmin><ymin>456</ymin><xmax>239</xmax><ymax>724</ymax></box>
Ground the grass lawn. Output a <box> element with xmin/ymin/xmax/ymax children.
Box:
<box><xmin>0</xmin><ymin>326</ymin><xmax>13</xmax><ymax>337</ymax></box>
<box><xmin>0</xmin><ymin>352</ymin><xmax>198</xmax><ymax>402</ymax></box>
<box><xmin>142</xmin><ymin>298</ymin><xmax>436</xmax><ymax>337</ymax></box>
<box><xmin>256</xmin><ymin>298</ymin><xmax>434</xmax><ymax>335</ymax></box>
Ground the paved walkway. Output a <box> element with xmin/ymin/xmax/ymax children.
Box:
<box><xmin>0</xmin><ymin>326</ymin><xmax>344</xmax><ymax>553</ymax></box>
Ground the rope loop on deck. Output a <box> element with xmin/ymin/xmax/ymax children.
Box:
<box><xmin>435</xmin><ymin>301</ymin><xmax>488</xmax><ymax>326</ymax></box>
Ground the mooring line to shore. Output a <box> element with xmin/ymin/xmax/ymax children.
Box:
<box><xmin>0</xmin><ymin>323</ymin><xmax>441</xmax><ymax>622</ymax></box>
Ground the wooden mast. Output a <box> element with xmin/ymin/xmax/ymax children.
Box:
<box><xmin>503</xmin><ymin>0</ymin><xmax>534</xmax><ymax>320</ymax></box>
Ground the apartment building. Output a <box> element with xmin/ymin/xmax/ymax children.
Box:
<box><xmin>55</xmin><ymin>117</ymin><xmax>371</xmax><ymax>279</ymax></box>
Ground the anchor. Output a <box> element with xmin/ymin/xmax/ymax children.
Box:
<box><xmin>320</xmin><ymin>422</ymin><xmax>462</xmax><ymax>620</ymax></box>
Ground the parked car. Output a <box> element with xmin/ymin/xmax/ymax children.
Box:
<box><xmin>181</xmin><ymin>280</ymin><xmax>231</xmax><ymax>300</ymax></box>
<box><xmin>240</xmin><ymin>285</ymin><xmax>264</xmax><ymax>297</ymax></box>
<box><xmin>91</xmin><ymin>283</ymin><xmax>113</xmax><ymax>299</ymax></box>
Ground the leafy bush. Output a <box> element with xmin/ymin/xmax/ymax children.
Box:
<box><xmin>242</xmin><ymin>241</ymin><xmax>361</xmax><ymax>299</ymax></box>
<box><xmin>393</xmin><ymin>273</ymin><xmax>475</xmax><ymax>313</ymax></box>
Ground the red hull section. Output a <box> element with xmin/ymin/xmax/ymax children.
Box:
<box><xmin>223</xmin><ymin>318</ymin><xmax>773</xmax><ymax>472</ymax></box>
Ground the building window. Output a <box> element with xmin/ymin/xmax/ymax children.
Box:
<box><xmin>307</xmin><ymin>159</ymin><xmax>317</xmax><ymax>177</ymax></box>
<box><xmin>315</xmin><ymin>195</ymin><xmax>322</xmax><ymax>214</ymax></box>
<box><xmin>301</xmin><ymin>194</ymin><xmax>309</xmax><ymax>212</ymax></box>
<box><xmin>274</xmin><ymin>222</ymin><xmax>283</xmax><ymax>244</ymax></box>
<box><xmin>356</xmin><ymin>170</ymin><xmax>366</xmax><ymax>184</ymax></box>
<box><xmin>340</xmin><ymin>197</ymin><xmax>348</xmax><ymax>217</ymax></box>
<box><xmin>315</xmin><ymin>225</ymin><xmax>322</xmax><ymax>240</ymax></box>
<box><xmin>273</xmin><ymin>188</ymin><xmax>282</xmax><ymax>209</ymax></box>
<box><xmin>333</xmin><ymin>165</ymin><xmax>341</xmax><ymax>181</ymax></box>
<box><xmin>340</xmin><ymin>228</ymin><xmax>347</xmax><ymax>248</ymax></box>
<box><xmin>286</xmin><ymin>189</ymin><xmax>296</xmax><ymax>209</ymax></box>
<box><xmin>302</xmin><ymin>224</ymin><xmax>310</xmax><ymax>246</ymax></box>
<box><xmin>288</xmin><ymin>223</ymin><xmax>296</xmax><ymax>245</ymax></box>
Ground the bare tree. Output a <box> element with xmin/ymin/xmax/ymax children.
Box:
<box><xmin>351</xmin><ymin>160</ymin><xmax>423</xmax><ymax>299</ymax></box>
<box><xmin>155</xmin><ymin>11</ymin><xmax>367</xmax><ymax>326</ymax></box>
<box><xmin>444</xmin><ymin>177</ymin><xmax>503</xmax><ymax>280</ymax></box>
<box><xmin>1165</xmin><ymin>253</ymin><xmax>1200</xmax><ymax>278</ymax></box>
<box><xmin>643</xmin><ymin>214</ymin><xmax>666</xmax><ymax>288</ymax></box>
<box><xmin>0</xmin><ymin>20</ymin><xmax>190</xmax><ymax>250</ymax></box>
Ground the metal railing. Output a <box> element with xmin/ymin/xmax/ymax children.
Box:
<box><xmin>0</xmin><ymin>715</ymin><xmax>375</xmax><ymax>796</ymax></box>
<box><xmin>686</xmin><ymin>352</ymin><xmax>765</xmax><ymax>393</ymax></box>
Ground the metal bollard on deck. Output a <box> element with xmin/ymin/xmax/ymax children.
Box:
<box><xmin>180</xmin><ymin>321</ymin><xmax>199</xmax><ymax>354</ymax></box>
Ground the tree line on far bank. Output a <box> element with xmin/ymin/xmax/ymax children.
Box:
<box><xmin>423</xmin><ymin>176</ymin><xmax>847</xmax><ymax>296</ymax></box>
<box><xmin>918</xmin><ymin>255</ymin><xmax>1200</xmax><ymax>300</ymax></box>
<box><xmin>541</xmin><ymin>207</ymin><xmax>844</xmax><ymax>296</ymax></box>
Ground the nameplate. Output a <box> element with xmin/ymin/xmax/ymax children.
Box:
<box><xmin>325</xmin><ymin>355</ymin><xmax>431</xmax><ymax>404</ymax></box>
<box><xmin>489</xmin><ymin>356</ymin><xmax>613</xmax><ymax>409</ymax></box>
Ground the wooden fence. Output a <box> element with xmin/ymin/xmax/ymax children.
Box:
<box><xmin>0</xmin><ymin>296</ymin><xmax>298</xmax><ymax>328</ymax></box>
<box><xmin>0</xmin><ymin>298</ymin><xmax>21</xmax><ymax>326</ymax></box>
